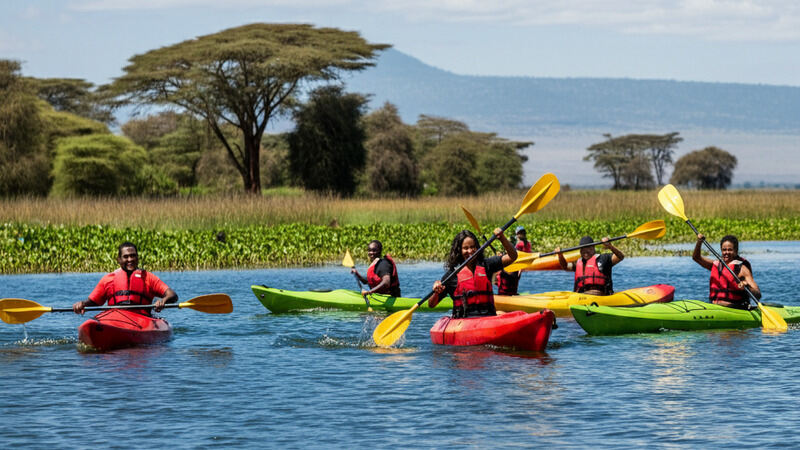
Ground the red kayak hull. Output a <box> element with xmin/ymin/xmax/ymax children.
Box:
<box><xmin>430</xmin><ymin>310</ymin><xmax>555</xmax><ymax>352</ymax></box>
<box><xmin>78</xmin><ymin>309</ymin><xmax>172</xmax><ymax>351</ymax></box>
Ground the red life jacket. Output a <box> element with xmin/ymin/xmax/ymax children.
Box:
<box><xmin>366</xmin><ymin>254</ymin><xmax>400</xmax><ymax>295</ymax></box>
<box><xmin>516</xmin><ymin>240</ymin><xmax>531</xmax><ymax>253</ymax></box>
<box><xmin>496</xmin><ymin>269</ymin><xmax>519</xmax><ymax>296</ymax></box>
<box><xmin>453</xmin><ymin>264</ymin><xmax>495</xmax><ymax>318</ymax></box>
<box><xmin>110</xmin><ymin>268</ymin><xmax>152</xmax><ymax>307</ymax></box>
<box><xmin>574</xmin><ymin>254</ymin><xmax>612</xmax><ymax>294</ymax></box>
<box><xmin>709</xmin><ymin>258</ymin><xmax>750</xmax><ymax>307</ymax></box>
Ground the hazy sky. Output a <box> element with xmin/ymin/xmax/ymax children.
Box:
<box><xmin>2</xmin><ymin>0</ymin><xmax>799</xmax><ymax>86</ymax></box>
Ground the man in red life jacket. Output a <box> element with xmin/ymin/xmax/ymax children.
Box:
<box><xmin>556</xmin><ymin>235</ymin><xmax>624</xmax><ymax>295</ymax></box>
<box><xmin>351</xmin><ymin>240</ymin><xmax>401</xmax><ymax>297</ymax></box>
<box><xmin>72</xmin><ymin>242</ymin><xmax>178</xmax><ymax>315</ymax></box>
<box><xmin>692</xmin><ymin>234</ymin><xmax>760</xmax><ymax>309</ymax></box>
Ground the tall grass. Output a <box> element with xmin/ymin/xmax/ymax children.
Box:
<box><xmin>1</xmin><ymin>189</ymin><xmax>799</xmax><ymax>229</ymax></box>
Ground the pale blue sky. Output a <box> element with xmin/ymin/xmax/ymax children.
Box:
<box><xmin>2</xmin><ymin>0</ymin><xmax>799</xmax><ymax>86</ymax></box>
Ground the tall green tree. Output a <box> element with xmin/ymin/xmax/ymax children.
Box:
<box><xmin>362</xmin><ymin>103</ymin><xmax>419</xmax><ymax>196</ymax></box>
<box><xmin>103</xmin><ymin>23</ymin><xmax>388</xmax><ymax>194</ymax></box>
<box><xmin>670</xmin><ymin>146</ymin><xmax>737</xmax><ymax>189</ymax></box>
<box><xmin>0</xmin><ymin>60</ymin><xmax>50</xmax><ymax>196</ymax></box>
<box><xmin>288</xmin><ymin>85</ymin><xmax>368</xmax><ymax>196</ymax></box>
<box><xmin>30</xmin><ymin>77</ymin><xmax>115</xmax><ymax>124</ymax></box>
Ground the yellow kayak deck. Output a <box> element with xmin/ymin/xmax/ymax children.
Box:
<box><xmin>495</xmin><ymin>284</ymin><xmax>675</xmax><ymax>317</ymax></box>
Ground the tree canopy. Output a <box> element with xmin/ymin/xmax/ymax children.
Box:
<box><xmin>103</xmin><ymin>23</ymin><xmax>389</xmax><ymax>194</ymax></box>
<box><xmin>585</xmin><ymin>133</ymin><xmax>680</xmax><ymax>190</ymax></box>
<box><xmin>670</xmin><ymin>146</ymin><xmax>737</xmax><ymax>189</ymax></box>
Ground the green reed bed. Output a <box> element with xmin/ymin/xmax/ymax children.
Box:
<box><xmin>3</xmin><ymin>216</ymin><xmax>800</xmax><ymax>274</ymax></box>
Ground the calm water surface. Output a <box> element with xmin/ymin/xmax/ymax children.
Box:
<box><xmin>2</xmin><ymin>242</ymin><xmax>799</xmax><ymax>448</ymax></box>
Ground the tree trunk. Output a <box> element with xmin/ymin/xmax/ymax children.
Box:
<box><xmin>244</xmin><ymin>133</ymin><xmax>262</xmax><ymax>194</ymax></box>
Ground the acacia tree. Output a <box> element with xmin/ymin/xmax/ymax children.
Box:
<box><xmin>643</xmin><ymin>132</ymin><xmax>682</xmax><ymax>185</ymax></box>
<box><xmin>103</xmin><ymin>23</ymin><xmax>388</xmax><ymax>194</ymax></box>
<box><xmin>670</xmin><ymin>146</ymin><xmax>737</xmax><ymax>189</ymax></box>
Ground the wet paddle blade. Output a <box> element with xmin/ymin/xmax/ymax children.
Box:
<box><xmin>342</xmin><ymin>250</ymin><xmax>355</xmax><ymax>268</ymax></box>
<box><xmin>0</xmin><ymin>298</ymin><xmax>52</xmax><ymax>324</ymax></box>
<box><xmin>628</xmin><ymin>220</ymin><xmax>667</xmax><ymax>240</ymax></box>
<box><xmin>658</xmin><ymin>184</ymin><xmax>688</xmax><ymax>221</ymax></box>
<box><xmin>373</xmin><ymin>304</ymin><xmax>419</xmax><ymax>347</ymax></box>
<box><xmin>515</xmin><ymin>173</ymin><xmax>560</xmax><ymax>219</ymax></box>
<box><xmin>178</xmin><ymin>294</ymin><xmax>233</xmax><ymax>314</ymax></box>
<box><xmin>461</xmin><ymin>205</ymin><xmax>482</xmax><ymax>233</ymax></box>
<box><xmin>504</xmin><ymin>251</ymin><xmax>542</xmax><ymax>273</ymax></box>
<box><xmin>759</xmin><ymin>303</ymin><xmax>789</xmax><ymax>332</ymax></box>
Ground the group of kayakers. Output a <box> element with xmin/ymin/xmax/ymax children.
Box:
<box><xmin>346</xmin><ymin>228</ymin><xmax>758</xmax><ymax>320</ymax></box>
<box><xmin>71</xmin><ymin>230</ymin><xmax>758</xmax><ymax>323</ymax></box>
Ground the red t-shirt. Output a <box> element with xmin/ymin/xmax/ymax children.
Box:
<box><xmin>88</xmin><ymin>270</ymin><xmax>169</xmax><ymax>306</ymax></box>
<box><xmin>516</xmin><ymin>240</ymin><xmax>532</xmax><ymax>253</ymax></box>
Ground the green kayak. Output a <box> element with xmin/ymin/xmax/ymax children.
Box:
<box><xmin>570</xmin><ymin>300</ymin><xmax>800</xmax><ymax>335</ymax></box>
<box><xmin>251</xmin><ymin>285</ymin><xmax>453</xmax><ymax>313</ymax></box>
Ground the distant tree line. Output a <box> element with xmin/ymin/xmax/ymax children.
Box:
<box><xmin>585</xmin><ymin>133</ymin><xmax>738</xmax><ymax>190</ymax></box>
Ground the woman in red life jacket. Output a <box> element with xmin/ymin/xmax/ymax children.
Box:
<box><xmin>692</xmin><ymin>234</ymin><xmax>760</xmax><ymax>309</ymax></box>
<box><xmin>72</xmin><ymin>242</ymin><xmax>178</xmax><ymax>316</ymax></box>
<box><xmin>351</xmin><ymin>240</ymin><xmax>401</xmax><ymax>297</ymax></box>
<box><xmin>429</xmin><ymin>228</ymin><xmax>517</xmax><ymax>318</ymax></box>
<box><xmin>556</xmin><ymin>235</ymin><xmax>624</xmax><ymax>295</ymax></box>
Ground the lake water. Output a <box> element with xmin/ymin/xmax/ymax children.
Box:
<box><xmin>2</xmin><ymin>242</ymin><xmax>799</xmax><ymax>448</ymax></box>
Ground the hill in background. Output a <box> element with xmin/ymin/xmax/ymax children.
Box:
<box><xmin>343</xmin><ymin>49</ymin><xmax>800</xmax><ymax>187</ymax></box>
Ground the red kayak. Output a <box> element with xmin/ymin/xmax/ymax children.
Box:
<box><xmin>78</xmin><ymin>309</ymin><xmax>172</xmax><ymax>351</ymax></box>
<box><xmin>430</xmin><ymin>310</ymin><xmax>555</xmax><ymax>352</ymax></box>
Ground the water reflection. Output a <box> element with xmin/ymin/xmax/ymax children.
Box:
<box><xmin>187</xmin><ymin>347</ymin><xmax>234</xmax><ymax>368</ymax></box>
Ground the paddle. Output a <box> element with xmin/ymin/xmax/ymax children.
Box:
<box><xmin>504</xmin><ymin>220</ymin><xmax>667</xmax><ymax>273</ymax></box>
<box><xmin>658</xmin><ymin>184</ymin><xmax>787</xmax><ymax>332</ymax></box>
<box><xmin>460</xmin><ymin>206</ymin><xmax>499</xmax><ymax>255</ymax></box>
<box><xmin>342</xmin><ymin>250</ymin><xmax>372</xmax><ymax>312</ymax></box>
<box><xmin>0</xmin><ymin>294</ymin><xmax>233</xmax><ymax>325</ymax></box>
<box><xmin>372</xmin><ymin>173</ymin><xmax>561</xmax><ymax>347</ymax></box>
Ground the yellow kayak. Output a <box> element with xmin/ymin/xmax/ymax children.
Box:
<box><xmin>495</xmin><ymin>284</ymin><xmax>675</xmax><ymax>317</ymax></box>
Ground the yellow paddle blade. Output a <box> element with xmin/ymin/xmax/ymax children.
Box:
<box><xmin>461</xmin><ymin>205</ymin><xmax>482</xmax><ymax>233</ymax></box>
<box><xmin>373</xmin><ymin>304</ymin><xmax>420</xmax><ymax>347</ymax></box>
<box><xmin>0</xmin><ymin>298</ymin><xmax>52</xmax><ymax>324</ymax></box>
<box><xmin>759</xmin><ymin>303</ymin><xmax>789</xmax><ymax>332</ymax></box>
<box><xmin>515</xmin><ymin>173</ymin><xmax>560</xmax><ymax>219</ymax></box>
<box><xmin>628</xmin><ymin>220</ymin><xmax>667</xmax><ymax>240</ymax></box>
<box><xmin>504</xmin><ymin>251</ymin><xmax>542</xmax><ymax>273</ymax></box>
<box><xmin>658</xmin><ymin>184</ymin><xmax>688</xmax><ymax>221</ymax></box>
<box><xmin>178</xmin><ymin>294</ymin><xmax>233</xmax><ymax>314</ymax></box>
<box><xmin>342</xmin><ymin>250</ymin><xmax>355</xmax><ymax>268</ymax></box>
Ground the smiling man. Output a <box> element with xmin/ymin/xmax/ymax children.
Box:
<box><xmin>72</xmin><ymin>242</ymin><xmax>178</xmax><ymax>316</ymax></box>
<box><xmin>351</xmin><ymin>240</ymin><xmax>401</xmax><ymax>297</ymax></box>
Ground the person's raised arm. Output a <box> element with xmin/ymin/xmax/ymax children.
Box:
<box><xmin>496</xmin><ymin>228</ymin><xmax>517</xmax><ymax>266</ymax></box>
<box><xmin>602</xmin><ymin>237</ymin><xmax>625</xmax><ymax>266</ymax></box>
<box><xmin>692</xmin><ymin>234</ymin><xmax>714</xmax><ymax>270</ymax></box>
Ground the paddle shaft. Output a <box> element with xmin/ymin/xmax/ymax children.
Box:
<box><xmin>415</xmin><ymin>216</ymin><xmax>519</xmax><ymax>308</ymax></box>
<box><xmin>351</xmin><ymin>266</ymin><xmax>374</xmax><ymax>309</ymax></box>
<box><xmin>53</xmin><ymin>302</ymin><xmax>180</xmax><ymax>313</ymax></box>
<box><xmin>686</xmin><ymin>219</ymin><xmax>760</xmax><ymax>305</ymax></box>
<box><xmin>539</xmin><ymin>234</ymin><xmax>627</xmax><ymax>258</ymax></box>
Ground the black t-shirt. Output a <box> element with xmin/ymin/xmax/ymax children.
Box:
<box><xmin>373</xmin><ymin>257</ymin><xmax>401</xmax><ymax>297</ymax></box>
<box><xmin>373</xmin><ymin>259</ymin><xmax>394</xmax><ymax>278</ymax></box>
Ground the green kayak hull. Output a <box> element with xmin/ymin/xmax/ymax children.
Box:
<box><xmin>571</xmin><ymin>300</ymin><xmax>800</xmax><ymax>335</ymax></box>
<box><xmin>251</xmin><ymin>285</ymin><xmax>453</xmax><ymax>313</ymax></box>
